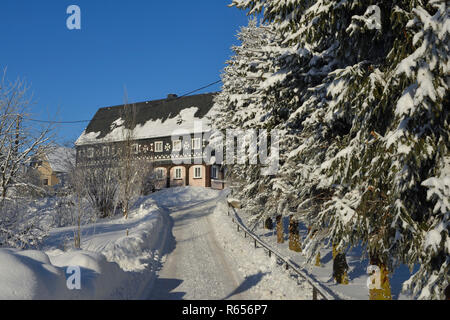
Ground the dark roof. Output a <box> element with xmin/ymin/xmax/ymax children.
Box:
<box><xmin>82</xmin><ymin>93</ymin><xmax>216</xmax><ymax>140</ymax></box>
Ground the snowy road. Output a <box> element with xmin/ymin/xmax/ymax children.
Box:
<box><xmin>148</xmin><ymin>188</ymin><xmax>312</xmax><ymax>300</ymax></box>
<box><xmin>148</xmin><ymin>198</ymin><xmax>247</xmax><ymax>300</ymax></box>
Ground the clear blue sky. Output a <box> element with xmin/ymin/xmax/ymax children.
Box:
<box><xmin>0</xmin><ymin>1</ymin><xmax>250</xmax><ymax>144</ymax></box>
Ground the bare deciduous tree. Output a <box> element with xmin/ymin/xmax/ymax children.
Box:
<box><xmin>117</xmin><ymin>97</ymin><xmax>137</xmax><ymax>220</ymax></box>
<box><xmin>116</xmin><ymin>96</ymin><xmax>153</xmax><ymax>219</ymax></box>
<box><xmin>68</xmin><ymin>164</ymin><xmax>88</xmax><ymax>249</ymax></box>
<box><xmin>0</xmin><ymin>70</ymin><xmax>53</xmax><ymax>202</ymax></box>
<box><xmin>80</xmin><ymin>158</ymin><xmax>118</xmax><ymax>219</ymax></box>
<box><xmin>70</xmin><ymin>90</ymin><xmax>153</xmax><ymax>225</ymax></box>
<box><xmin>0</xmin><ymin>70</ymin><xmax>54</xmax><ymax>249</ymax></box>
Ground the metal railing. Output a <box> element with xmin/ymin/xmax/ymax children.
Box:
<box><xmin>226</xmin><ymin>202</ymin><xmax>340</xmax><ymax>300</ymax></box>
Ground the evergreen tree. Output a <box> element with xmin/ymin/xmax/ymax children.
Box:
<box><xmin>211</xmin><ymin>19</ymin><xmax>290</xmax><ymax>226</ymax></box>
<box><xmin>214</xmin><ymin>0</ymin><xmax>449</xmax><ymax>299</ymax></box>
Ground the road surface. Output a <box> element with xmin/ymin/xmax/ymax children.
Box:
<box><xmin>148</xmin><ymin>198</ymin><xmax>247</xmax><ymax>300</ymax></box>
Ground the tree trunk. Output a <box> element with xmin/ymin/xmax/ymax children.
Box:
<box><xmin>276</xmin><ymin>215</ymin><xmax>284</xmax><ymax>243</ymax></box>
<box><xmin>288</xmin><ymin>215</ymin><xmax>301</xmax><ymax>252</ymax></box>
<box><xmin>332</xmin><ymin>245</ymin><xmax>349</xmax><ymax>284</ymax></box>
<box><xmin>315</xmin><ymin>252</ymin><xmax>321</xmax><ymax>267</ymax></box>
<box><xmin>74</xmin><ymin>198</ymin><xmax>82</xmax><ymax>249</ymax></box>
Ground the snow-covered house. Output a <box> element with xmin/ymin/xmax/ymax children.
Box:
<box><xmin>32</xmin><ymin>146</ymin><xmax>76</xmax><ymax>187</ymax></box>
<box><xmin>75</xmin><ymin>93</ymin><xmax>226</xmax><ymax>190</ymax></box>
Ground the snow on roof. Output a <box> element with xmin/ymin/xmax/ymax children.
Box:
<box><xmin>76</xmin><ymin>93</ymin><xmax>218</xmax><ymax>146</ymax></box>
<box><xmin>45</xmin><ymin>146</ymin><xmax>76</xmax><ymax>173</ymax></box>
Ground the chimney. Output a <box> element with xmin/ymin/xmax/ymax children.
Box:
<box><xmin>167</xmin><ymin>94</ymin><xmax>178</xmax><ymax>100</ymax></box>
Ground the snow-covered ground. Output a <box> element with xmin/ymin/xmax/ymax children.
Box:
<box><xmin>0</xmin><ymin>187</ymin><xmax>319</xmax><ymax>300</ymax></box>
<box><xmin>0</xmin><ymin>196</ymin><xmax>168</xmax><ymax>299</ymax></box>
<box><xmin>208</xmin><ymin>197</ymin><xmax>313</xmax><ymax>300</ymax></box>
<box><xmin>2</xmin><ymin>186</ymin><xmax>414</xmax><ymax>300</ymax></box>
<box><xmin>230</xmin><ymin>206</ymin><xmax>418</xmax><ymax>300</ymax></box>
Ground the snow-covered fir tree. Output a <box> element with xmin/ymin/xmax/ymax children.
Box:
<box><xmin>214</xmin><ymin>0</ymin><xmax>449</xmax><ymax>299</ymax></box>
<box><xmin>211</xmin><ymin>19</ymin><xmax>293</xmax><ymax>224</ymax></box>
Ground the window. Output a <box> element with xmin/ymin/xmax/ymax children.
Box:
<box><xmin>132</xmin><ymin>144</ymin><xmax>139</xmax><ymax>154</ymax></box>
<box><xmin>192</xmin><ymin>138</ymin><xmax>201</xmax><ymax>150</ymax></box>
<box><xmin>174</xmin><ymin>167</ymin><xmax>182</xmax><ymax>179</ymax></box>
<box><xmin>43</xmin><ymin>179</ymin><xmax>49</xmax><ymax>186</ymax></box>
<box><xmin>155</xmin><ymin>168</ymin><xmax>165</xmax><ymax>180</ymax></box>
<box><xmin>155</xmin><ymin>141</ymin><xmax>163</xmax><ymax>153</ymax></box>
<box><xmin>173</xmin><ymin>140</ymin><xmax>182</xmax><ymax>152</ymax></box>
<box><xmin>193</xmin><ymin>166</ymin><xmax>202</xmax><ymax>179</ymax></box>
<box><xmin>87</xmin><ymin>148</ymin><xmax>94</xmax><ymax>158</ymax></box>
<box><xmin>102</xmin><ymin>146</ymin><xmax>110</xmax><ymax>157</ymax></box>
<box><xmin>211</xmin><ymin>166</ymin><xmax>218</xmax><ymax>179</ymax></box>
<box><xmin>34</xmin><ymin>160</ymin><xmax>43</xmax><ymax>167</ymax></box>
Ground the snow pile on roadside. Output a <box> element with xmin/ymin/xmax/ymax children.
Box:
<box><xmin>100</xmin><ymin>199</ymin><xmax>166</xmax><ymax>272</ymax></box>
<box><xmin>210</xmin><ymin>198</ymin><xmax>313</xmax><ymax>300</ymax></box>
<box><xmin>0</xmin><ymin>249</ymin><xmax>130</xmax><ymax>299</ymax></box>
<box><xmin>49</xmin><ymin>250</ymin><xmax>133</xmax><ymax>299</ymax></box>
<box><xmin>0</xmin><ymin>196</ymin><xmax>168</xmax><ymax>300</ymax></box>
<box><xmin>0</xmin><ymin>249</ymin><xmax>68</xmax><ymax>299</ymax></box>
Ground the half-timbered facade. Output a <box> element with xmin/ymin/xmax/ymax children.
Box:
<box><xmin>75</xmin><ymin>93</ymin><xmax>225</xmax><ymax>190</ymax></box>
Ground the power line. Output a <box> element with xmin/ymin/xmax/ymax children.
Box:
<box><xmin>177</xmin><ymin>80</ymin><xmax>222</xmax><ymax>98</ymax></box>
<box><xmin>27</xmin><ymin>119</ymin><xmax>92</xmax><ymax>124</ymax></box>
<box><xmin>25</xmin><ymin>80</ymin><xmax>222</xmax><ymax>125</ymax></box>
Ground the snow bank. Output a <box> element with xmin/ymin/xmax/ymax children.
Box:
<box><xmin>0</xmin><ymin>196</ymin><xmax>168</xmax><ymax>300</ymax></box>
<box><xmin>210</xmin><ymin>198</ymin><xmax>313</xmax><ymax>300</ymax></box>
<box><xmin>0</xmin><ymin>249</ymin><xmax>67</xmax><ymax>299</ymax></box>
<box><xmin>49</xmin><ymin>250</ymin><xmax>133</xmax><ymax>299</ymax></box>
<box><xmin>100</xmin><ymin>199</ymin><xmax>166</xmax><ymax>272</ymax></box>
